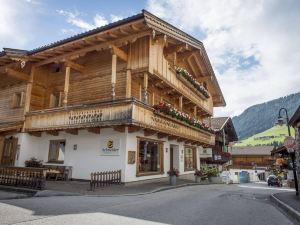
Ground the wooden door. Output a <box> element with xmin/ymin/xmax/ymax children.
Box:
<box><xmin>170</xmin><ymin>146</ymin><xmax>174</xmax><ymax>170</ymax></box>
<box><xmin>1</xmin><ymin>137</ymin><xmax>18</xmax><ymax>166</ymax></box>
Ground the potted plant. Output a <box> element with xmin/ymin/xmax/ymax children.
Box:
<box><xmin>168</xmin><ymin>168</ymin><xmax>179</xmax><ymax>185</ymax></box>
<box><xmin>194</xmin><ymin>169</ymin><xmax>208</xmax><ymax>183</ymax></box>
<box><xmin>25</xmin><ymin>157</ymin><xmax>43</xmax><ymax>168</ymax></box>
<box><xmin>206</xmin><ymin>167</ymin><xmax>220</xmax><ymax>183</ymax></box>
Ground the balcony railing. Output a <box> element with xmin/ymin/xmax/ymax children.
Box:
<box><xmin>152</xmin><ymin>68</ymin><xmax>213</xmax><ymax>115</ymax></box>
<box><xmin>25</xmin><ymin>98</ymin><xmax>215</xmax><ymax>145</ymax></box>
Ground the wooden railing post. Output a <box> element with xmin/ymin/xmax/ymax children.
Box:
<box><xmin>143</xmin><ymin>72</ymin><xmax>148</xmax><ymax>103</ymax></box>
<box><xmin>63</xmin><ymin>66</ymin><xmax>71</xmax><ymax>107</ymax></box>
<box><xmin>111</xmin><ymin>54</ymin><xmax>117</xmax><ymax>100</ymax></box>
<box><xmin>179</xmin><ymin>96</ymin><xmax>183</xmax><ymax>111</ymax></box>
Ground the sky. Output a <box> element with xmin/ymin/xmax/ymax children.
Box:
<box><xmin>1</xmin><ymin>0</ymin><xmax>299</xmax><ymax>117</ymax></box>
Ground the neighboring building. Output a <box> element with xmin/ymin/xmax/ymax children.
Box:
<box><xmin>0</xmin><ymin>10</ymin><xmax>225</xmax><ymax>182</ymax></box>
<box><xmin>202</xmin><ymin>117</ymin><xmax>237</xmax><ymax>169</ymax></box>
<box><xmin>289</xmin><ymin>106</ymin><xmax>300</xmax><ymax>190</ymax></box>
<box><xmin>229</xmin><ymin>146</ymin><xmax>275</xmax><ymax>170</ymax></box>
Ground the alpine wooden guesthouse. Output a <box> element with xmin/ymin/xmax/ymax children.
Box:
<box><xmin>0</xmin><ymin>10</ymin><xmax>225</xmax><ymax>182</ymax></box>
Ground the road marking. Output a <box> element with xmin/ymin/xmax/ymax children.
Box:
<box><xmin>238</xmin><ymin>185</ymin><xmax>294</xmax><ymax>191</ymax></box>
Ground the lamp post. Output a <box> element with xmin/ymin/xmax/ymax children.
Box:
<box><xmin>278</xmin><ymin>107</ymin><xmax>299</xmax><ymax>196</ymax></box>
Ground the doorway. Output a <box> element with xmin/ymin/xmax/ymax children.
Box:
<box><xmin>170</xmin><ymin>144</ymin><xmax>179</xmax><ymax>170</ymax></box>
<box><xmin>1</xmin><ymin>137</ymin><xmax>18</xmax><ymax>166</ymax></box>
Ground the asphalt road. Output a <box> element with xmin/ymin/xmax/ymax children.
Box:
<box><xmin>0</xmin><ymin>183</ymin><xmax>296</xmax><ymax>225</ymax></box>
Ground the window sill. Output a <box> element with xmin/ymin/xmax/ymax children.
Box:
<box><xmin>46</xmin><ymin>161</ymin><xmax>64</xmax><ymax>164</ymax></box>
<box><xmin>184</xmin><ymin>168</ymin><xmax>195</xmax><ymax>172</ymax></box>
<box><xmin>136</xmin><ymin>171</ymin><xmax>164</xmax><ymax>177</ymax></box>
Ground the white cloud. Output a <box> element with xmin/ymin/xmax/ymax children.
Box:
<box><xmin>0</xmin><ymin>0</ymin><xmax>36</xmax><ymax>49</ymax></box>
<box><xmin>57</xmin><ymin>10</ymin><xmax>124</xmax><ymax>32</ymax></box>
<box><xmin>147</xmin><ymin>0</ymin><xmax>300</xmax><ymax>117</ymax></box>
<box><xmin>110</xmin><ymin>14</ymin><xmax>123</xmax><ymax>23</ymax></box>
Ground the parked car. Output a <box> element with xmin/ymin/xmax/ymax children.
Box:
<box><xmin>267</xmin><ymin>175</ymin><xmax>282</xmax><ymax>187</ymax></box>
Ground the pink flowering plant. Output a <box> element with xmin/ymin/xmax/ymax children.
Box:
<box><xmin>176</xmin><ymin>67</ymin><xmax>210</xmax><ymax>98</ymax></box>
<box><xmin>153</xmin><ymin>101</ymin><xmax>213</xmax><ymax>133</ymax></box>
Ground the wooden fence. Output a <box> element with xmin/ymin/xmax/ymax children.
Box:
<box><xmin>90</xmin><ymin>170</ymin><xmax>121</xmax><ymax>190</ymax></box>
<box><xmin>0</xmin><ymin>167</ymin><xmax>47</xmax><ymax>190</ymax></box>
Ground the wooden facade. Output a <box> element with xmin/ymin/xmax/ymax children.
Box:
<box><xmin>0</xmin><ymin>10</ymin><xmax>225</xmax><ymax>153</ymax></box>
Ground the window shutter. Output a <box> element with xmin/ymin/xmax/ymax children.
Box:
<box><xmin>49</xmin><ymin>94</ymin><xmax>54</xmax><ymax>108</ymax></box>
<box><xmin>58</xmin><ymin>92</ymin><xmax>63</xmax><ymax>107</ymax></box>
<box><xmin>20</xmin><ymin>92</ymin><xmax>25</xmax><ymax>107</ymax></box>
<box><xmin>10</xmin><ymin>94</ymin><xmax>16</xmax><ymax>108</ymax></box>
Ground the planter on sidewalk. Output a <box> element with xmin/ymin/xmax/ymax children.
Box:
<box><xmin>168</xmin><ymin>168</ymin><xmax>179</xmax><ymax>186</ymax></box>
<box><xmin>169</xmin><ymin>175</ymin><xmax>177</xmax><ymax>186</ymax></box>
<box><xmin>208</xmin><ymin>176</ymin><xmax>222</xmax><ymax>184</ymax></box>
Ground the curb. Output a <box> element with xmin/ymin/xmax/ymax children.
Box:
<box><xmin>270</xmin><ymin>193</ymin><xmax>300</xmax><ymax>223</ymax></box>
<box><xmin>0</xmin><ymin>185</ymin><xmax>37</xmax><ymax>195</ymax></box>
<box><xmin>85</xmin><ymin>182</ymin><xmax>224</xmax><ymax>197</ymax></box>
<box><xmin>0</xmin><ymin>182</ymin><xmax>225</xmax><ymax>199</ymax></box>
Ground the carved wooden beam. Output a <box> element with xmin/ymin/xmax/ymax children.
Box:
<box><xmin>110</xmin><ymin>45</ymin><xmax>128</xmax><ymax>62</ymax></box>
<box><xmin>168</xmin><ymin>136</ymin><xmax>177</xmax><ymax>141</ymax></box>
<box><xmin>144</xmin><ymin>129</ymin><xmax>157</xmax><ymax>137</ymax></box>
<box><xmin>164</xmin><ymin>43</ymin><xmax>186</xmax><ymax>55</ymax></box>
<box><xmin>29</xmin><ymin>131</ymin><xmax>42</xmax><ymax>137</ymax></box>
<box><xmin>64</xmin><ymin>60</ymin><xmax>85</xmax><ymax>73</ymax></box>
<box><xmin>87</xmin><ymin>127</ymin><xmax>101</xmax><ymax>134</ymax></box>
<box><xmin>4</xmin><ymin>68</ymin><xmax>29</xmax><ymax>81</ymax></box>
<box><xmin>95</xmin><ymin>36</ymin><xmax>107</xmax><ymax>42</ymax></box>
<box><xmin>130</xmin><ymin>24</ymin><xmax>140</xmax><ymax>31</ymax></box>
<box><xmin>193</xmin><ymin>54</ymin><xmax>204</xmax><ymax>75</ymax></box>
<box><xmin>157</xmin><ymin>133</ymin><xmax>168</xmax><ymax>139</ymax></box>
<box><xmin>107</xmin><ymin>32</ymin><xmax>118</xmax><ymax>38</ymax></box>
<box><xmin>46</xmin><ymin>130</ymin><xmax>59</xmax><ymax>136</ymax></box>
<box><xmin>65</xmin><ymin>129</ymin><xmax>78</xmax><ymax>135</ymax></box>
<box><xmin>185</xmin><ymin>140</ymin><xmax>193</xmax><ymax>144</ymax></box>
<box><xmin>114</xmin><ymin>126</ymin><xmax>126</xmax><ymax>133</ymax></box>
<box><xmin>128</xmin><ymin>126</ymin><xmax>140</xmax><ymax>133</ymax></box>
<box><xmin>177</xmin><ymin>138</ymin><xmax>185</xmax><ymax>142</ymax></box>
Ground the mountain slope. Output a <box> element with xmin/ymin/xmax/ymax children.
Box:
<box><xmin>235</xmin><ymin>125</ymin><xmax>295</xmax><ymax>147</ymax></box>
<box><xmin>232</xmin><ymin>92</ymin><xmax>300</xmax><ymax>140</ymax></box>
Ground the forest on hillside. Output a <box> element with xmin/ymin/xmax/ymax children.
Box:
<box><xmin>232</xmin><ymin>92</ymin><xmax>300</xmax><ymax>140</ymax></box>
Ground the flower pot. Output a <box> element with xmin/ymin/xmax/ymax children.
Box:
<box><xmin>209</xmin><ymin>176</ymin><xmax>222</xmax><ymax>184</ymax></box>
<box><xmin>169</xmin><ymin>175</ymin><xmax>177</xmax><ymax>186</ymax></box>
<box><xmin>195</xmin><ymin>175</ymin><xmax>201</xmax><ymax>183</ymax></box>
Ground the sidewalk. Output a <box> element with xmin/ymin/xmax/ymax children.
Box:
<box><xmin>0</xmin><ymin>176</ymin><xmax>222</xmax><ymax>199</ymax></box>
<box><xmin>271</xmin><ymin>191</ymin><xmax>300</xmax><ymax>223</ymax></box>
<box><xmin>37</xmin><ymin>177</ymin><xmax>199</xmax><ymax>197</ymax></box>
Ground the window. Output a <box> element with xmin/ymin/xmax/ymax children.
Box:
<box><xmin>137</xmin><ymin>138</ymin><xmax>163</xmax><ymax>175</ymax></box>
<box><xmin>184</xmin><ymin>146</ymin><xmax>196</xmax><ymax>171</ymax></box>
<box><xmin>49</xmin><ymin>92</ymin><xmax>62</xmax><ymax>108</ymax></box>
<box><xmin>11</xmin><ymin>92</ymin><xmax>24</xmax><ymax>108</ymax></box>
<box><xmin>48</xmin><ymin>140</ymin><xmax>65</xmax><ymax>163</ymax></box>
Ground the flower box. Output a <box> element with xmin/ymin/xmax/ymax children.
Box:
<box><xmin>153</xmin><ymin>101</ymin><xmax>213</xmax><ymax>133</ymax></box>
<box><xmin>175</xmin><ymin>67</ymin><xmax>210</xmax><ymax>99</ymax></box>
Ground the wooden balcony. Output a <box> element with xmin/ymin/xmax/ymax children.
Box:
<box><xmin>25</xmin><ymin>98</ymin><xmax>214</xmax><ymax>146</ymax></box>
<box><xmin>151</xmin><ymin>68</ymin><xmax>213</xmax><ymax>116</ymax></box>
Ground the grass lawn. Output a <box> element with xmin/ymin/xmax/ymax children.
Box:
<box><xmin>235</xmin><ymin>125</ymin><xmax>295</xmax><ymax>147</ymax></box>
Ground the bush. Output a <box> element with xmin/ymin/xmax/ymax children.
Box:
<box><xmin>25</xmin><ymin>157</ymin><xmax>43</xmax><ymax>168</ymax></box>
<box><xmin>167</xmin><ymin>168</ymin><xmax>180</xmax><ymax>177</ymax></box>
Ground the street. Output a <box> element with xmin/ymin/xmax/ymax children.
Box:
<box><xmin>0</xmin><ymin>183</ymin><xmax>296</xmax><ymax>225</ymax></box>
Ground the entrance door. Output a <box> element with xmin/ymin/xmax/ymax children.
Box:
<box><xmin>1</xmin><ymin>137</ymin><xmax>18</xmax><ymax>166</ymax></box>
<box><xmin>170</xmin><ymin>146</ymin><xmax>174</xmax><ymax>170</ymax></box>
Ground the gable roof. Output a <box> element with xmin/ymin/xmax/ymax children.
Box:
<box><xmin>211</xmin><ymin>117</ymin><xmax>229</xmax><ymax>130</ymax></box>
<box><xmin>211</xmin><ymin>117</ymin><xmax>238</xmax><ymax>142</ymax></box>
<box><xmin>0</xmin><ymin>10</ymin><xmax>225</xmax><ymax>106</ymax></box>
